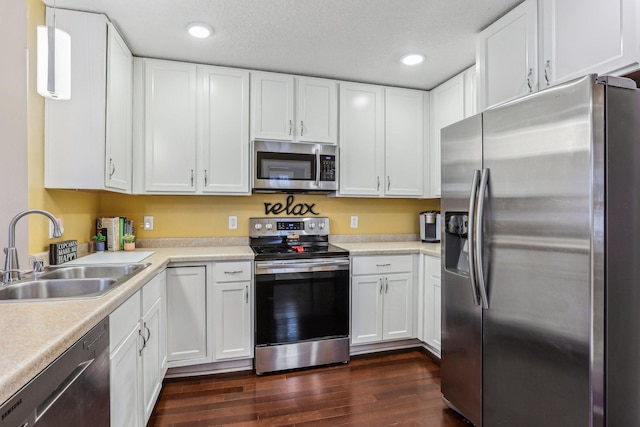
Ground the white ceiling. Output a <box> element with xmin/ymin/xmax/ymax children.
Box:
<box><xmin>44</xmin><ymin>0</ymin><xmax>523</xmax><ymax>90</ymax></box>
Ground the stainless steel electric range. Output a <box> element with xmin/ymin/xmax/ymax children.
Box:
<box><xmin>250</xmin><ymin>217</ymin><xmax>350</xmax><ymax>375</ymax></box>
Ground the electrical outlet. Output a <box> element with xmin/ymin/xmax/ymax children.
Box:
<box><xmin>143</xmin><ymin>216</ymin><xmax>154</xmax><ymax>231</ymax></box>
<box><xmin>350</xmin><ymin>216</ymin><xmax>359</xmax><ymax>228</ymax></box>
<box><xmin>229</xmin><ymin>216</ymin><xmax>238</xmax><ymax>230</ymax></box>
<box><xmin>49</xmin><ymin>217</ymin><xmax>64</xmax><ymax>238</ymax></box>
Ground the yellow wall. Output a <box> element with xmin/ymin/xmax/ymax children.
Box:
<box><xmin>27</xmin><ymin>0</ymin><xmax>100</xmax><ymax>253</ymax></box>
<box><xmin>100</xmin><ymin>193</ymin><xmax>439</xmax><ymax>237</ymax></box>
<box><xmin>26</xmin><ymin>0</ymin><xmax>439</xmax><ymax>250</ymax></box>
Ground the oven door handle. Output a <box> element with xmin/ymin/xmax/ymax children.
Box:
<box><xmin>255</xmin><ymin>259</ymin><xmax>350</xmax><ymax>274</ymax></box>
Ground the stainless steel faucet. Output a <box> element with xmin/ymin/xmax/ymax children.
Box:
<box><xmin>3</xmin><ymin>209</ymin><xmax>62</xmax><ymax>283</ymax></box>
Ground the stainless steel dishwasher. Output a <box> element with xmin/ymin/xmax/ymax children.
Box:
<box><xmin>0</xmin><ymin>318</ymin><xmax>110</xmax><ymax>427</ymax></box>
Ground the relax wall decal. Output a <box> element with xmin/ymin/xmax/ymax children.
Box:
<box><xmin>264</xmin><ymin>195</ymin><xmax>319</xmax><ymax>216</ymax></box>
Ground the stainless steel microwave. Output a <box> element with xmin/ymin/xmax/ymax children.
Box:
<box><xmin>252</xmin><ymin>140</ymin><xmax>338</xmax><ymax>193</ymax></box>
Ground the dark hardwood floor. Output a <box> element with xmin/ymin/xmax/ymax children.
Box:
<box><xmin>149</xmin><ymin>350</ymin><xmax>469</xmax><ymax>426</ymax></box>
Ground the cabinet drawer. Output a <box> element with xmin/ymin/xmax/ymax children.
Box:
<box><xmin>352</xmin><ymin>255</ymin><xmax>413</xmax><ymax>275</ymax></box>
<box><xmin>142</xmin><ymin>271</ymin><xmax>163</xmax><ymax>314</ymax></box>
<box><xmin>214</xmin><ymin>261</ymin><xmax>252</xmax><ymax>282</ymax></box>
<box><xmin>110</xmin><ymin>291</ymin><xmax>141</xmax><ymax>352</ymax></box>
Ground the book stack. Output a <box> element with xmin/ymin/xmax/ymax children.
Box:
<box><xmin>97</xmin><ymin>217</ymin><xmax>135</xmax><ymax>251</ymax></box>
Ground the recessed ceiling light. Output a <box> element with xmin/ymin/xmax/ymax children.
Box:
<box><xmin>401</xmin><ymin>54</ymin><xmax>425</xmax><ymax>66</ymax></box>
<box><xmin>186</xmin><ymin>22</ymin><xmax>214</xmax><ymax>38</ymax></box>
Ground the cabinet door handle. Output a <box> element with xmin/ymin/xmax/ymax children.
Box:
<box><xmin>289</xmin><ymin>119</ymin><xmax>293</xmax><ymax>136</ymax></box>
<box><xmin>224</xmin><ymin>270</ymin><xmax>244</xmax><ymax>274</ymax></box>
<box><xmin>138</xmin><ymin>328</ymin><xmax>147</xmax><ymax>356</ymax></box>
<box><xmin>145</xmin><ymin>322</ymin><xmax>151</xmax><ymax>342</ymax></box>
<box><xmin>379</xmin><ymin>278</ymin><xmax>383</xmax><ymax>294</ymax></box>
<box><xmin>204</xmin><ymin>169</ymin><xmax>208</xmax><ymax>186</ymax></box>
<box><xmin>385</xmin><ymin>277</ymin><xmax>389</xmax><ymax>293</ymax></box>
<box><xmin>387</xmin><ymin>176</ymin><xmax>391</xmax><ymax>191</ymax></box>
<box><xmin>300</xmin><ymin>120</ymin><xmax>305</xmax><ymax>136</ymax></box>
<box><xmin>190</xmin><ymin>169</ymin><xmax>195</xmax><ymax>187</ymax></box>
<box><xmin>109</xmin><ymin>158</ymin><xmax>116</xmax><ymax>178</ymax></box>
<box><xmin>245</xmin><ymin>285</ymin><xmax>249</xmax><ymax>304</ymax></box>
<box><xmin>526</xmin><ymin>68</ymin><xmax>533</xmax><ymax>92</ymax></box>
<box><xmin>377</xmin><ymin>176</ymin><xmax>380</xmax><ymax>191</ymax></box>
<box><xmin>544</xmin><ymin>60</ymin><xmax>551</xmax><ymax>86</ymax></box>
<box><xmin>376</xmin><ymin>263</ymin><xmax>391</xmax><ymax>267</ymax></box>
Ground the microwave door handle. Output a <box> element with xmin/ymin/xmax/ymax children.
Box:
<box><xmin>315</xmin><ymin>149</ymin><xmax>321</xmax><ymax>186</ymax></box>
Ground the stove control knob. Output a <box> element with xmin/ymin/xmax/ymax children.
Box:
<box><xmin>319</xmin><ymin>222</ymin><xmax>326</xmax><ymax>229</ymax></box>
<box><xmin>265</xmin><ymin>223</ymin><xmax>273</xmax><ymax>230</ymax></box>
<box><xmin>254</xmin><ymin>223</ymin><xmax>263</xmax><ymax>230</ymax></box>
<box><xmin>309</xmin><ymin>223</ymin><xmax>316</xmax><ymax>229</ymax></box>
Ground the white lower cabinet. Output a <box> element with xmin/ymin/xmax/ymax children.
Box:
<box><xmin>166</xmin><ymin>261</ymin><xmax>253</xmax><ymax>368</ymax></box>
<box><xmin>351</xmin><ymin>255</ymin><xmax>415</xmax><ymax>345</ymax></box>
<box><xmin>110</xmin><ymin>270</ymin><xmax>166</xmax><ymax>427</ymax></box>
<box><xmin>213</xmin><ymin>262</ymin><xmax>252</xmax><ymax>360</ymax></box>
<box><xmin>166</xmin><ymin>265</ymin><xmax>208</xmax><ymax>366</ymax></box>
<box><xmin>422</xmin><ymin>255</ymin><xmax>442</xmax><ymax>354</ymax></box>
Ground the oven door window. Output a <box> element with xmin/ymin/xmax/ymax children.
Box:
<box><xmin>257</xmin><ymin>152</ymin><xmax>316</xmax><ymax>181</ymax></box>
<box><xmin>255</xmin><ymin>270</ymin><xmax>349</xmax><ymax>345</ymax></box>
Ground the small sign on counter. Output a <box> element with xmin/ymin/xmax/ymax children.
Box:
<box><xmin>49</xmin><ymin>240</ymin><xmax>78</xmax><ymax>265</ymax></box>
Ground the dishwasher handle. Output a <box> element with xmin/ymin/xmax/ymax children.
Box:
<box><xmin>36</xmin><ymin>359</ymin><xmax>94</xmax><ymax>422</ymax></box>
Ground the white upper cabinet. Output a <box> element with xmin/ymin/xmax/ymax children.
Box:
<box><xmin>296</xmin><ymin>77</ymin><xmax>338</xmax><ymax>143</ymax></box>
<box><xmin>539</xmin><ymin>0</ymin><xmax>638</xmax><ymax>87</ymax></box>
<box><xmin>198</xmin><ymin>65</ymin><xmax>250</xmax><ymax>194</ymax></box>
<box><xmin>339</xmin><ymin>83</ymin><xmax>385</xmax><ymax>196</ymax></box>
<box><xmin>385</xmin><ymin>88</ymin><xmax>424</xmax><ymax>197</ymax></box>
<box><xmin>44</xmin><ymin>9</ymin><xmax>133</xmax><ymax>193</ymax></box>
<box><xmin>251</xmin><ymin>72</ymin><xmax>338</xmax><ymax>144</ymax></box>
<box><xmin>429</xmin><ymin>72</ymin><xmax>466</xmax><ymax>198</ymax></box>
<box><xmin>339</xmin><ymin>83</ymin><xmax>425</xmax><ymax>198</ymax></box>
<box><xmin>141</xmin><ymin>59</ymin><xmax>197</xmax><ymax>193</ymax></box>
<box><xmin>476</xmin><ymin>0</ymin><xmax>538</xmax><ymax>111</ymax></box>
<box><xmin>134</xmin><ymin>59</ymin><xmax>250</xmax><ymax>194</ymax></box>
<box><xmin>251</xmin><ymin>73</ymin><xmax>295</xmax><ymax>141</ymax></box>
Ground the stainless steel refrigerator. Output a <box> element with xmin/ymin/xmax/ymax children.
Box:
<box><xmin>440</xmin><ymin>74</ymin><xmax>640</xmax><ymax>427</ymax></box>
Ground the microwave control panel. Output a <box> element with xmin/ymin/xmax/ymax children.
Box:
<box><xmin>320</xmin><ymin>156</ymin><xmax>336</xmax><ymax>181</ymax></box>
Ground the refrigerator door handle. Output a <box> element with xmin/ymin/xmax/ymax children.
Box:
<box><xmin>475</xmin><ymin>168</ymin><xmax>490</xmax><ymax>309</ymax></box>
<box><xmin>467</xmin><ymin>169</ymin><xmax>481</xmax><ymax>306</ymax></box>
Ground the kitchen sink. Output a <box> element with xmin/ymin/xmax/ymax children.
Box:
<box><xmin>37</xmin><ymin>264</ymin><xmax>147</xmax><ymax>280</ymax></box>
<box><xmin>0</xmin><ymin>263</ymin><xmax>150</xmax><ymax>302</ymax></box>
<box><xmin>0</xmin><ymin>278</ymin><xmax>117</xmax><ymax>300</ymax></box>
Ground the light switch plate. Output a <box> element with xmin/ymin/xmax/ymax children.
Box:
<box><xmin>229</xmin><ymin>216</ymin><xmax>238</xmax><ymax>230</ymax></box>
<box><xmin>350</xmin><ymin>216</ymin><xmax>358</xmax><ymax>228</ymax></box>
